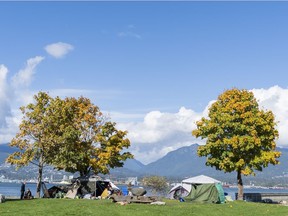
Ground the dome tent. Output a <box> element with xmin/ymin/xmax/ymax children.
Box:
<box><xmin>167</xmin><ymin>183</ymin><xmax>190</xmax><ymax>200</ymax></box>
<box><xmin>182</xmin><ymin>175</ymin><xmax>225</xmax><ymax>203</ymax></box>
<box><xmin>168</xmin><ymin>175</ymin><xmax>225</xmax><ymax>203</ymax></box>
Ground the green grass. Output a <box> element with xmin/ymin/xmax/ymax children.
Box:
<box><xmin>1</xmin><ymin>199</ymin><xmax>288</xmax><ymax>216</ymax></box>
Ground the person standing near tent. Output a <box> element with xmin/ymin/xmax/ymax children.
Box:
<box><xmin>20</xmin><ymin>181</ymin><xmax>26</xmax><ymax>200</ymax></box>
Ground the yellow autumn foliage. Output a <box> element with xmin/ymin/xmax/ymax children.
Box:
<box><xmin>192</xmin><ymin>88</ymin><xmax>281</xmax><ymax>200</ymax></box>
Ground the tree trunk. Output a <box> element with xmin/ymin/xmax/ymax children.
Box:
<box><xmin>237</xmin><ymin>170</ymin><xmax>243</xmax><ymax>200</ymax></box>
<box><xmin>80</xmin><ymin>167</ymin><xmax>90</xmax><ymax>177</ymax></box>
<box><xmin>36</xmin><ymin>159</ymin><xmax>44</xmax><ymax>198</ymax></box>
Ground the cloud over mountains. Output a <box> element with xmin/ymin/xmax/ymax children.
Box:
<box><xmin>118</xmin><ymin>86</ymin><xmax>288</xmax><ymax>164</ymax></box>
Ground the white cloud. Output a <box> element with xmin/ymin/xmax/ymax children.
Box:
<box><xmin>0</xmin><ymin>42</ymin><xmax>73</xmax><ymax>143</ymax></box>
<box><xmin>117</xmin><ymin>107</ymin><xmax>204</xmax><ymax>164</ymax></box>
<box><xmin>45</xmin><ymin>42</ymin><xmax>74</xmax><ymax>58</ymax></box>
<box><xmin>0</xmin><ymin>109</ymin><xmax>22</xmax><ymax>143</ymax></box>
<box><xmin>0</xmin><ymin>65</ymin><xmax>9</xmax><ymax>99</ymax></box>
<box><xmin>118</xmin><ymin>24</ymin><xmax>142</xmax><ymax>39</ymax></box>
<box><xmin>11</xmin><ymin>56</ymin><xmax>44</xmax><ymax>88</ymax></box>
<box><xmin>118</xmin><ymin>31</ymin><xmax>142</xmax><ymax>39</ymax></box>
<box><xmin>0</xmin><ymin>56</ymin><xmax>44</xmax><ymax>143</ymax></box>
<box><xmin>0</xmin><ymin>65</ymin><xmax>11</xmax><ymax>128</ymax></box>
<box><xmin>116</xmin><ymin>86</ymin><xmax>288</xmax><ymax>164</ymax></box>
<box><xmin>252</xmin><ymin>86</ymin><xmax>288</xmax><ymax>147</ymax></box>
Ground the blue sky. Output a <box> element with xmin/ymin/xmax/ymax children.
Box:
<box><xmin>1</xmin><ymin>2</ymin><xmax>288</xmax><ymax>164</ymax></box>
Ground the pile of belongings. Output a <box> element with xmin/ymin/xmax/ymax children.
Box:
<box><xmin>110</xmin><ymin>187</ymin><xmax>164</xmax><ymax>205</ymax></box>
<box><xmin>45</xmin><ymin>185</ymin><xmax>70</xmax><ymax>198</ymax></box>
<box><xmin>48</xmin><ymin>175</ymin><xmax>120</xmax><ymax>199</ymax></box>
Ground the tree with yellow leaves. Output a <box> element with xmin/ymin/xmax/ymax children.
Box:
<box><xmin>192</xmin><ymin>88</ymin><xmax>281</xmax><ymax>200</ymax></box>
<box><xmin>51</xmin><ymin>97</ymin><xmax>133</xmax><ymax>176</ymax></box>
<box><xmin>6</xmin><ymin>92</ymin><xmax>56</xmax><ymax>197</ymax></box>
<box><xmin>6</xmin><ymin>92</ymin><xmax>133</xmax><ymax>197</ymax></box>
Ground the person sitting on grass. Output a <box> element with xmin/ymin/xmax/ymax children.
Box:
<box><xmin>24</xmin><ymin>188</ymin><xmax>33</xmax><ymax>199</ymax></box>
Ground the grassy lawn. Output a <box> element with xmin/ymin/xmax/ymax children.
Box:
<box><xmin>1</xmin><ymin>198</ymin><xmax>288</xmax><ymax>216</ymax></box>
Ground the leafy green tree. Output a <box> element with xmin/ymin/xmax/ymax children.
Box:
<box><xmin>192</xmin><ymin>88</ymin><xmax>281</xmax><ymax>200</ymax></box>
<box><xmin>7</xmin><ymin>92</ymin><xmax>133</xmax><ymax>197</ymax></box>
<box><xmin>142</xmin><ymin>175</ymin><xmax>168</xmax><ymax>195</ymax></box>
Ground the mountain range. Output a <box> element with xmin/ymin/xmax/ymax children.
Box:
<box><xmin>112</xmin><ymin>144</ymin><xmax>288</xmax><ymax>185</ymax></box>
<box><xmin>1</xmin><ymin>143</ymin><xmax>288</xmax><ymax>184</ymax></box>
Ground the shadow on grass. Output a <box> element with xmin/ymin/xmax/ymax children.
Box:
<box><xmin>6</xmin><ymin>198</ymin><xmax>36</xmax><ymax>202</ymax></box>
<box><xmin>6</xmin><ymin>199</ymin><xmax>23</xmax><ymax>202</ymax></box>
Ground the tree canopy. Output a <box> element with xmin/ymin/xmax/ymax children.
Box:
<box><xmin>6</xmin><ymin>91</ymin><xmax>133</xmax><ymax>197</ymax></box>
<box><xmin>192</xmin><ymin>88</ymin><xmax>281</xmax><ymax>200</ymax></box>
<box><xmin>46</xmin><ymin>95</ymin><xmax>133</xmax><ymax>176</ymax></box>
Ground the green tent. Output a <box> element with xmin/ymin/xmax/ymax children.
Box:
<box><xmin>182</xmin><ymin>175</ymin><xmax>225</xmax><ymax>203</ymax></box>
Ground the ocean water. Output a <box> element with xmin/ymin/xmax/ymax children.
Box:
<box><xmin>0</xmin><ymin>182</ymin><xmax>55</xmax><ymax>197</ymax></box>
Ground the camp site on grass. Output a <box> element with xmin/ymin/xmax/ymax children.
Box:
<box><xmin>168</xmin><ymin>175</ymin><xmax>225</xmax><ymax>203</ymax></box>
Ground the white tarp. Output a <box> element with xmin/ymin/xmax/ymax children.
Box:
<box><xmin>107</xmin><ymin>181</ymin><xmax>120</xmax><ymax>190</ymax></box>
<box><xmin>182</xmin><ymin>175</ymin><xmax>220</xmax><ymax>184</ymax></box>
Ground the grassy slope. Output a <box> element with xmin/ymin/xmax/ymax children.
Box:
<box><xmin>1</xmin><ymin>199</ymin><xmax>287</xmax><ymax>216</ymax></box>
